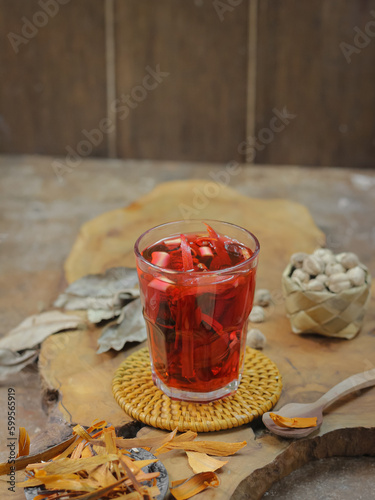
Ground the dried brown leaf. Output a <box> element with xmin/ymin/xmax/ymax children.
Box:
<box><xmin>54</xmin><ymin>267</ymin><xmax>139</xmax><ymax>311</ymax></box>
<box><xmin>97</xmin><ymin>299</ymin><xmax>147</xmax><ymax>353</ymax></box>
<box><xmin>0</xmin><ymin>349</ymin><xmax>38</xmax><ymax>380</ymax></box>
<box><xmin>0</xmin><ymin>311</ymin><xmax>84</xmax><ymax>352</ymax></box>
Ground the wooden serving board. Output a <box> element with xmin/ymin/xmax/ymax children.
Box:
<box><xmin>39</xmin><ymin>181</ymin><xmax>375</xmax><ymax>499</ymax></box>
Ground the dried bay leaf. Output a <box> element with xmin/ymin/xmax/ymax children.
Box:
<box><xmin>54</xmin><ymin>267</ymin><xmax>139</xmax><ymax>311</ymax></box>
<box><xmin>97</xmin><ymin>298</ymin><xmax>147</xmax><ymax>354</ymax></box>
<box><xmin>87</xmin><ymin>308</ymin><xmax>123</xmax><ymax>324</ymax></box>
<box><xmin>0</xmin><ymin>349</ymin><xmax>38</xmax><ymax>380</ymax></box>
<box><xmin>0</xmin><ymin>311</ymin><xmax>84</xmax><ymax>352</ymax></box>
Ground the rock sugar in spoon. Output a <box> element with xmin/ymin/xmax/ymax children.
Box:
<box><xmin>262</xmin><ymin>368</ymin><xmax>375</xmax><ymax>439</ymax></box>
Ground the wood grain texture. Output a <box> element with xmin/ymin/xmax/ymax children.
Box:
<box><xmin>63</xmin><ymin>180</ymin><xmax>325</xmax><ymax>285</ymax></box>
<box><xmin>114</xmin><ymin>0</ymin><xmax>248</xmax><ymax>162</ymax></box>
<box><xmin>0</xmin><ymin>0</ymin><xmax>107</xmax><ymax>156</ymax></box>
<box><xmin>1</xmin><ymin>156</ymin><xmax>375</xmax><ymax>499</ymax></box>
<box><xmin>255</xmin><ymin>0</ymin><xmax>375</xmax><ymax>168</ymax></box>
<box><xmin>38</xmin><ymin>182</ymin><xmax>375</xmax><ymax>499</ymax></box>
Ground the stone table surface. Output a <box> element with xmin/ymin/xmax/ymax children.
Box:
<box><xmin>0</xmin><ymin>154</ymin><xmax>374</xmax><ymax>499</ymax></box>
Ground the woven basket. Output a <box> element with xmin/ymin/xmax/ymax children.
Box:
<box><xmin>282</xmin><ymin>263</ymin><xmax>371</xmax><ymax>339</ymax></box>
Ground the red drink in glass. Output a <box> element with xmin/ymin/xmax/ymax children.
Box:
<box><xmin>134</xmin><ymin>220</ymin><xmax>259</xmax><ymax>402</ymax></box>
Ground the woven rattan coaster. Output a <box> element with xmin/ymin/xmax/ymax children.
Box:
<box><xmin>112</xmin><ymin>346</ymin><xmax>282</xmax><ymax>432</ymax></box>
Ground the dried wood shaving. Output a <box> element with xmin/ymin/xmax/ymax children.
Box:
<box><xmin>2</xmin><ymin>419</ymin><xmax>246</xmax><ymax>500</ymax></box>
<box><xmin>155</xmin><ymin>439</ymin><xmax>247</xmax><ymax>457</ymax></box>
<box><xmin>269</xmin><ymin>413</ymin><xmax>318</xmax><ymax>429</ymax></box>
<box><xmin>17</xmin><ymin>423</ymin><xmax>161</xmax><ymax>499</ymax></box>
<box><xmin>186</xmin><ymin>451</ymin><xmax>228</xmax><ymax>474</ymax></box>
<box><xmin>16</xmin><ymin>427</ymin><xmax>30</xmax><ymax>458</ymax></box>
<box><xmin>170</xmin><ymin>471</ymin><xmax>220</xmax><ymax>500</ymax></box>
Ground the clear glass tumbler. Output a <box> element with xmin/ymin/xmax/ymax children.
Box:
<box><xmin>134</xmin><ymin>220</ymin><xmax>259</xmax><ymax>402</ymax></box>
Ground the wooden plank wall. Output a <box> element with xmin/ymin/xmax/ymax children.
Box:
<box><xmin>0</xmin><ymin>0</ymin><xmax>374</xmax><ymax>167</ymax></box>
<box><xmin>0</xmin><ymin>0</ymin><xmax>108</xmax><ymax>158</ymax></box>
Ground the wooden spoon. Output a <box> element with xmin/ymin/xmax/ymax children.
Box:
<box><xmin>262</xmin><ymin>368</ymin><xmax>375</xmax><ymax>439</ymax></box>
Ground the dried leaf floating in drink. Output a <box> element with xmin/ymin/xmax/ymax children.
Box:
<box><xmin>269</xmin><ymin>413</ymin><xmax>318</xmax><ymax>429</ymax></box>
<box><xmin>170</xmin><ymin>471</ymin><xmax>220</xmax><ymax>500</ymax></box>
<box><xmin>180</xmin><ymin>233</ymin><xmax>194</xmax><ymax>271</ymax></box>
<box><xmin>16</xmin><ymin>427</ymin><xmax>30</xmax><ymax>458</ymax></box>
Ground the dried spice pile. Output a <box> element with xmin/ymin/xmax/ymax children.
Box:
<box><xmin>3</xmin><ymin>421</ymin><xmax>246</xmax><ymax>500</ymax></box>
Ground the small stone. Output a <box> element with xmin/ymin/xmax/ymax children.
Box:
<box><xmin>306</xmin><ymin>279</ymin><xmax>325</xmax><ymax>291</ymax></box>
<box><xmin>247</xmin><ymin>328</ymin><xmax>267</xmax><ymax>349</ymax></box>
<box><xmin>327</xmin><ymin>272</ymin><xmax>352</xmax><ymax>293</ymax></box>
<box><xmin>291</xmin><ymin>268</ymin><xmax>309</xmax><ymax>283</ymax></box>
<box><xmin>315</xmin><ymin>274</ymin><xmax>328</xmax><ymax>285</ymax></box>
<box><xmin>313</xmin><ymin>248</ymin><xmax>333</xmax><ymax>259</ymax></box>
<box><xmin>302</xmin><ymin>255</ymin><xmax>324</xmax><ymax>276</ymax></box>
<box><xmin>328</xmin><ymin>280</ymin><xmax>352</xmax><ymax>293</ymax></box>
<box><xmin>254</xmin><ymin>289</ymin><xmax>272</xmax><ymax>307</ymax></box>
<box><xmin>336</xmin><ymin>252</ymin><xmax>359</xmax><ymax>269</ymax></box>
<box><xmin>249</xmin><ymin>305</ymin><xmax>265</xmax><ymax>323</ymax></box>
<box><xmin>346</xmin><ymin>266</ymin><xmax>366</xmax><ymax>287</ymax></box>
<box><xmin>325</xmin><ymin>262</ymin><xmax>345</xmax><ymax>276</ymax></box>
<box><xmin>321</xmin><ymin>253</ymin><xmax>337</xmax><ymax>265</ymax></box>
<box><xmin>290</xmin><ymin>252</ymin><xmax>309</xmax><ymax>269</ymax></box>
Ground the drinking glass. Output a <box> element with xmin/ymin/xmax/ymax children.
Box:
<box><xmin>134</xmin><ymin>220</ymin><xmax>259</xmax><ymax>402</ymax></box>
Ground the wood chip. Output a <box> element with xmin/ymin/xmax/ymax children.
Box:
<box><xmin>170</xmin><ymin>471</ymin><xmax>220</xmax><ymax>500</ymax></box>
<box><xmin>186</xmin><ymin>451</ymin><xmax>228</xmax><ymax>473</ymax></box>
<box><xmin>16</xmin><ymin>427</ymin><xmax>30</xmax><ymax>458</ymax></box>
<box><xmin>269</xmin><ymin>413</ymin><xmax>317</xmax><ymax>429</ymax></box>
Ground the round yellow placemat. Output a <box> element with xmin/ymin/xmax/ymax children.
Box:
<box><xmin>112</xmin><ymin>346</ymin><xmax>282</xmax><ymax>432</ymax></box>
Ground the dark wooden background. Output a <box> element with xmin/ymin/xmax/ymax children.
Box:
<box><xmin>1</xmin><ymin>0</ymin><xmax>375</xmax><ymax>167</ymax></box>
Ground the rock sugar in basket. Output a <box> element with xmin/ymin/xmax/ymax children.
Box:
<box><xmin>282</xmin><ymin>249</ymin><xmax>372</xmax><ymax>339</ymax></box>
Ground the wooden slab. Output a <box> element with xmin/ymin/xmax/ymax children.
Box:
<box><xmin>39</xmin><ymin>181</ymin><xmax>375</xmax><ymax>499</ymax></box>
<box><xmin>64</xmin><ymin>180</ymin><xmax>325</xmax><ymax>287</ymax></box>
